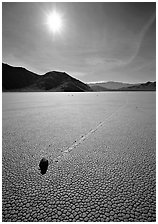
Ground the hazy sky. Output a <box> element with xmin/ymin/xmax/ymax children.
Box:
<box><xmin>2</xmin><ymin>2</ymin><xmax>156</xmax><ymax>83</ymax></box>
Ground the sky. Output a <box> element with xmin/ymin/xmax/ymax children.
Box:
<box><xmin>2</xmin><ymin>2</ymin><xmax>156</xmax><ymax>83</ymax></box>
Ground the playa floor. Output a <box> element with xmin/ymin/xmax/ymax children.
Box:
<box><xmin>2</xmin><ymin>92</ymin><xmax>156</xmax><ymax>222</ymax></box>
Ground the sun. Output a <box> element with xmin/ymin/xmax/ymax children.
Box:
<box><xmin>46</xmin><ymin>10</ymin><xmax>62</xmax><ymax>34</ymax></box>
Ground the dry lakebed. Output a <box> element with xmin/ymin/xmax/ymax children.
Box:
<box><xmin>2</xmin><ymin>92</ymin><xmax>156</xmax><ymax>222</ymax></box>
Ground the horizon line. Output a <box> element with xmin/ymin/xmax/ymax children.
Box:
<box><xmin>2</xmin><ymin>62</ymin><xmax>156</xmax><ymax>85</ymax></box>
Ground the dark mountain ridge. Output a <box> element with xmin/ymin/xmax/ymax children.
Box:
<box><xmin>2</xmin><ymin>63</ymin><xmax>156</xmax><ymax>92</ymax></box>
<box><xmin>2</xmin><ymin>63</ymin><xmax>92</xmax><ymax>92</ymax></box>
<box><xmin>2</xmin><ymin>63</ymin><xmax>39</xmax><ymax>90</ymax></box>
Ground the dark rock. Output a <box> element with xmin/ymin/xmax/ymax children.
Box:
<box><xmin>39</xmin><ymin>158</ymin><xmax>48</xmax><ymax>175</ymax></box>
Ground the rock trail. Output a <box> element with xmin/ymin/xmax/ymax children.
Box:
<box><xmin>48</xmin><ymin>103</ymin><xmax>128</xmax><ymax>164</ymax></box>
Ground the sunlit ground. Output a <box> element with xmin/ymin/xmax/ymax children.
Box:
<box><xmin>2</xmin><ymin>92</ymin><xmax>156</xmax><ymax>222</ymax></box>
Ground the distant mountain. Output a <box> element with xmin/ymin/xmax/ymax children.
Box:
<box><xmin>2</xmin><ymin>63</ymin><xmax>92</xmax><ymax>92</ymax></box>
<box><xmin>89</xmin><ymin>81</ymin><xmax>137</xmax><ymax>90</ymax></box>
<box><xmin>119</xmin><ymin>81</ymin><xmax>156</xmax><ymax>91</ymax></box>
<box><xmin>89</xmin><ymin>81</ymin><xmax>156</xmax><ymax>91</ymax></box>
<box><xmin>88</xmin><ymin>85</ymin><xmax>109</xmax><ymax>92</ymax></box>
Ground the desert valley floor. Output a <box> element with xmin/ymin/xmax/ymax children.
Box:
<box><xmin>2</xmin><ymin>92</ymin><xmax>156</xmax><ymax>222</ymax></box>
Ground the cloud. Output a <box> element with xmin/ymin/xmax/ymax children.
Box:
<box><xmin>130</xmin><ymin>59</ymin><xmax>156</xmax><ymax>73</ymax></box>
<box><xmin>85</xmin><ymin>56</ymin><xmax>125</xmax><ymax>71</ymax></box>
<box><xmin>121</xmin><ymin>12</ymin><xmax>156</xmax><ymax>65</ymax></box>
<box><xmin>86</xmin><ymin>56</ymin><xmax>122</xmax><ymax>65</ymax></box>
<box><xmin>85</xmin><ymin>11</ymin><xmax>156</xmax><ymax>71</ymax></box>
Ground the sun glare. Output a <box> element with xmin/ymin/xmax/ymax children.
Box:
<box><xmin>46</xmin><ymin>11</ymin><xmax>62</xmax><ymax>34</ymax></box>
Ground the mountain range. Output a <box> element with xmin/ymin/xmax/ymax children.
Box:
<box><xmin>88</xmin><ymin>81</ymin><xmax>137</xmax><ymax>90</ymax></box>
<box><xmin>2</xmin><ymin>63</ymin><xmax>92</xmax><ymax>92</ymax></box>
<box><xmin>2</xmin><ymin>63</ymin><xmax>156</xmax><ymax>92</ymax></box>
<box><xmin>89</xmin><ymin>81</ymin><xmax>156</xmax><ymax>91</ymax></box>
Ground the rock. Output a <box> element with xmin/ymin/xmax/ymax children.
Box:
<box><xmin>39</xmin><ymin>158</ymin><xmax>48</xmax><ymax>175</ymax></box>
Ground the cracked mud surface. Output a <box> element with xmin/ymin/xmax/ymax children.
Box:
<box><xmin>2</xmin><ymin>92</ymin><xmax>156</xmax><ymax>222</ymax></box>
